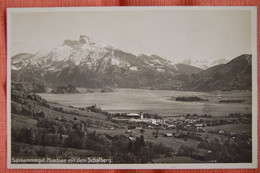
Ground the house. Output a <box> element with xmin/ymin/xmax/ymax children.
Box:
<box><xmin>126</xmin><ymin>113</ymin><xmax>140</xmax><ymax>119</ymax></box>
<box><xmin>219</xmin><ymin>130</ymin><xmax>225</xmax><ymax>134</ymax></box>
<box><xmin>128</xmin><ymin>136</ymin><xmax>135</xmax><ymax>141</ymax></box>
<box><xmin>151</xmin><ymin>119</ymin><xmax>157</xmax><ymax>124</ymax></box>
<box><xmin>73</xmin><ymin>116</ymin><xmax>78</xmax><ymax>120</ymax></box>
<box><xmin>147</xmin><ymin>125</ymin><xmax>153</xmax><ymax>129</ymax></box>
<box><xmin>164</xmin><ymin>133</ymin><xmax>173</xmax><ymax>137</ymax></box>
<box><xmin>125</xmin><ymin>130</ymin><xmax>132</xmax><ymax>134</ymax></box>
<box><xmin>167</xmin><ymin>124</ymin><xmax>176</xmax><ymax>129</ymax></box>
<box><xmin>195</xmin><ymin>123</ymin><xmax>204</xmax><ymax>127</ymax></box>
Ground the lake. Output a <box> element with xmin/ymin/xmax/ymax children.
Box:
<box><xmin>39</xmin><ymin>88</ymin><xmax>252</xmax><ymax>116</ymax></box>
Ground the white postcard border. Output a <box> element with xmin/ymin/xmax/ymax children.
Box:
<box><xmin>6</xmin><ymin>6</ymin><xmax>258</xmax><ymax>169</ymax></box>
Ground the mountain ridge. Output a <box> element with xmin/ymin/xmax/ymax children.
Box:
<box><xmin>181</xmin><ymin>58</ymin><xmax>229</xmax><ymax>70</ymax></box>
<box><xmin>183</xmin><ymin>54</ymin><xmax>252</xmax><ymax>91</ymax></box>
<box><xmin>11</xmin><ymin>35</ymin><xmax>251</xmax><ymax>91</ymax></box>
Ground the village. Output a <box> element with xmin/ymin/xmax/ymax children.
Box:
<box><xmin>106</xmin><ymin>111</ymin><xmax>252</xmax><ymax>162</ymax></box>
<box><xmin>110</xmin><ymin>111</ymin><xmax>251</xmax><ymax>137</ymax></box>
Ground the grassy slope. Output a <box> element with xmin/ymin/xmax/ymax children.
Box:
<box><xmin>12</xmin><ymin>114</ymin><xmax>37</xmax><ymax>129</ymax></box>
<box><xmin>12</xmin><ymin>142</ymin><xmax>96</xmax><ymax>159</ymax></box>
<box><xmin>203</xmin><ymin>124</ymin><xmax>251</xmax><ymax>134</ymax></box>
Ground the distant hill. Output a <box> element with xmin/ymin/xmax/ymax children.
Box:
<box><xmin>181</xmin><ymin>58</ymin><xmax>229</xmax><ymax>70</ymax></box>
<box><xmin>11</xmin><ymin>81</ymin><xmax>46</xmax><ymax>93</ymax></box>
<box><xmin>51</xmin><ymin>84</ymin><xmax>79</xmax><ymax>94</ymax></box>
<box><xmin>11</xmin><ymin>53</ymin><xmax>32</xmax><ymax>63</ymax></box>
<box><xmin>175</xmin><ymin>64</ymin><xmax>202</xmax><ymax>75</ymax></box>
<box><xmin>184</xmin><ymin>54</ymin><xmax>252</xmax><ymax>91</ymax></box>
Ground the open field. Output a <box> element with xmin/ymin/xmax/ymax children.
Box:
<box><xmin>12</xmin><ymin>142</ymin><xmax>96</xmax><ymax>160</ymax></box>
<box><xmin>88</xmin><ymin>127</ymin><xmax>200</xmax><ymax>150</ymax></box>
<box><xmin>203</xmin><ymin>124</ymin><xmax>251</xmax><ymax>134</ymax></box>
<box><xmin>11</xmin><ymin>114</ymin><xmax>37</xmax><ymax>129</ymax></box>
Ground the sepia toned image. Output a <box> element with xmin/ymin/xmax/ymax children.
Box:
<box><xmin>7</xmin><ymin>7</ymin><xmax>257</xmax><ymax>169</ymax></box>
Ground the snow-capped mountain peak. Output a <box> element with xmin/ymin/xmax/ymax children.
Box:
<box><xmin>14</xmin><ymin>35</ymin><xmax>248</xmax><ymax>90</ymax></box>
<box><xmin>79</xmin><ymin>35</ymin><xmax>95</xmax><ymax>45</ymax></box>
<box><xmin>11</xmin><ymin>35</ymin><xmax>204</xmax><ymax>89</ymax></box>
<box><xmin>12</xmin><ymin>35</ymin><xmax>113</xmax><ymax>71</ymax></box>
<box><xmin>181</xmin><ymin>58</ymin><xmax>229</xmax><ymax>70</ymax></box>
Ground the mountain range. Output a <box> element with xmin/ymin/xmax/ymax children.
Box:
<box><xmin>181</xmin><ymin>58</ymin><xmax>229</xmax><ymax>70</ymax></box>
<box><xmin>183</xmin><ymin>54</ymin><xmax>252</xmax><ymax>91</ymax></box>
<box><xmin>11</xmin><ymin>35</ymin><xmax>252</xmax><ymax>91</ymax></box>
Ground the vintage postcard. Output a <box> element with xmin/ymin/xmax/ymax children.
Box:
<box><xmin>7</xmin><ymin>6</ymin><xmax>257</xmax><ymax>169</ymax></box>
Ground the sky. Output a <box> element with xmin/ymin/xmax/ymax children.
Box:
<box><xmin>9</xmin><ymin>7</ymin><xmax>254</xmax><ymax>62</ymax></box>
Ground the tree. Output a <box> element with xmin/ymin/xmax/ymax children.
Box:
<box><xmin>152</xmin><ymin>130</ymin><xmax>158</xmax><ymax>138</ymax></box>
<box><xmin>140</xmin><ymin>129</ymin><xmax>145</xmax><ymax>134</ymax></box>
<box><xmin>66</xmin><ymin>131</ymin><xmax>86</xmax><ymax>149</ymax></box>
<box><xmin>140</xmin><ymin>135</ymin><xmax>145</xmax><ymax>147</ymax></box>
<box><xmin>128</xmin><ymin>140</ymin><xmax>133</xmax><ymax>152</ymax></box>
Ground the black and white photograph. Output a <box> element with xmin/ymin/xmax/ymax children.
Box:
<box><xmin>7</xmin><ymin>7</ymin><xmax>257</xmax><ymax>169</ymax></box>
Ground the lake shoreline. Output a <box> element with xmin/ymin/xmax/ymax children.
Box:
<box><xmin>38</xmin><ymin>88</ymin><xmax>252</xmax><ymax>117</ymax></box>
